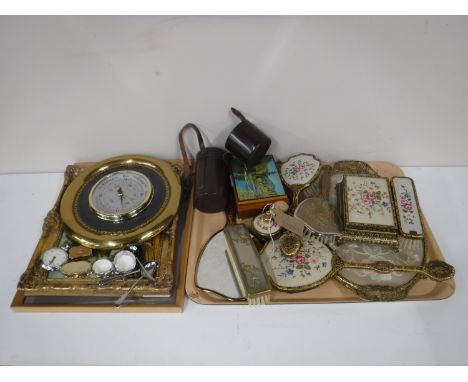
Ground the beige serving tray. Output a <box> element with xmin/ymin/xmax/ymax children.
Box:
<box><xmin>185</xmin><ymin>162</ymin><xmax>455</xmax><ymax>305</ymax></box>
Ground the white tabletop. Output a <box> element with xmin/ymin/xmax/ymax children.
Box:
<box><xmin>0</xmin><ymin>167</ymin><xmax>466</xmax><ymax>365</ymax></box>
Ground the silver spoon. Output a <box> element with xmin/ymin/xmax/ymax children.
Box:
<box><xmin>136</xmin><ymin>257</ymin><xmax>156</xmax><ymax>285</ymax></box>
<box><xmin>114</xmin><ymin>261</ymin><xmax>158</xmax><ymax>307</ymax></box>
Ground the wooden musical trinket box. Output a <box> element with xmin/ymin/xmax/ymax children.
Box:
<box><xmin>230</xmin><ymin>155</ymin><xmax>289</xmax><ymax>218</ymax></box>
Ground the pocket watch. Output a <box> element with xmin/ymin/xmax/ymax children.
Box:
<box><xmin>113</xmin><ymin>250</ymin><xmax>136</xmax><ymax>273</ymax></box>
<box><xmin>59</xmin><ymin>155</ymin><xmax>181</xmax><ymax>249</ymax></box>
<box><xmin>40</xmin><ymin>247</ymin><xmax>69</xmax><ymax>271</ymax></box>
<box><xmin>92</xmin><ymin>258</ymin><xmax>114</xmax><ymax>276</ymax></box>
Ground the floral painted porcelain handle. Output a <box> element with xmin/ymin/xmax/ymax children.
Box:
<box><xmin>391</xmin><ymin>177</ymin><xmax>424</xmax><ymax>239</ymax></box>
<box><xmin>280</xmin><ymin>153</ymin><xmax>322</xmax><ymax>210</ymax></box>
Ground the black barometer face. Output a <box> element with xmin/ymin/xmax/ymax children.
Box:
<box><xmin>60</xmin><ymin>155</ymin><xmax>181</xmax><ymax>249</ymax></box>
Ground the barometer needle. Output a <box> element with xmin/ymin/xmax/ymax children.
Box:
<box><xmin>117</xmin><ymin>187</ymin><xmax>124</xmax><ymax>208</ymax></box>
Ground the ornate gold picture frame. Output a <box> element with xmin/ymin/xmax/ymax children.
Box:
<box><xmin>11</xmin><ymin>160</ymin><xmax>193</xmax><ymax>312</ymax></box>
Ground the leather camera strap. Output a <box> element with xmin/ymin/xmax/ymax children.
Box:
<box><xmin>178</xmin><ymin>123</ymin><xmax>205</xmax><ymax>179</ymax></box>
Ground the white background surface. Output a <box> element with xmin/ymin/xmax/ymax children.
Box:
<box><xmin>0</xmin><ymin>167</ymin><xmax>467</xmax><ymax>365</ymax></box>
<box><xmin>1</xmin><ymin>16</ymin><xmax>468</xmax><ymax>173</ymax></box>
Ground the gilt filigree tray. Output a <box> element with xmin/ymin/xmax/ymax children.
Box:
<box><xmin>186</xmin><ymin>162</ymin><xmax>455</xmax><ymax>304</ymax></box>
<box><xmin>11</xmin><ymin>161</ymin><xmax>193</xmax><ymax>312</ymax></box>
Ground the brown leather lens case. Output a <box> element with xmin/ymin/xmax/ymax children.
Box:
<box><xmin>194</xmin><ymin>147</ymin><xmax>230</xmax><ymax>213</ymax></box>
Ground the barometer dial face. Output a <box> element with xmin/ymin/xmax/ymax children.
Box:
<box><xmin>89</xmin><ymin>170</ymin><xmax>154</xmax><ymax>222</ymax></box>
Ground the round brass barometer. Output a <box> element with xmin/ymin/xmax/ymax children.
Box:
<box><xmin>59</xmin><ymin>155</ymin><xmax>181</xmax><ymax>249</ymax></box>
